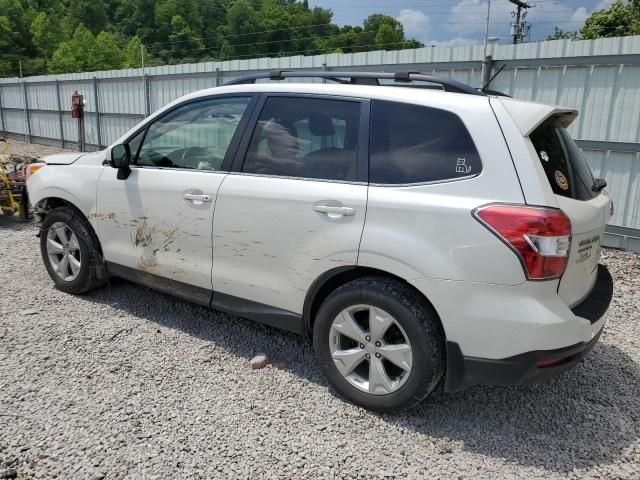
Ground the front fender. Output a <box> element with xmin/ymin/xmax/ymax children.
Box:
<box><xmin>27</xmin><ymin>163</ymin><xmax>105</xmax><ymax>221</ymax></box>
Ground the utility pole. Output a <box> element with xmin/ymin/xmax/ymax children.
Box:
<box><xmin>509</xmin><ymin>0</ymin><xmax>531</xmax><ymax>44</ymax></box>
<box><xmin>480</xmin><ymin>0</ymin><xmax>492</xmax><ymax>90</ymax></box>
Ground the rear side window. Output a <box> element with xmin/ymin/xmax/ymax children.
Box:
<box><xmin>529</xmin><ymin>119</ymin><xmax>596</xmax><ymax>201</ymax></box>
<box><xmin>369</xmin><ymin>100</ymin><xmax>482</xmax><ymax>184</ymax></box>
<box><xmin>243</xmin><ymin>97</ymin><xmax>361</xmax><ymax>181</ymax></box>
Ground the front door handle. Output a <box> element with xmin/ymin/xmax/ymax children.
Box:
<box><xmin>183</xmin><ymin>193</ymin><xmax>212</xmax><ymax>203</ymax></box>
<box><xmin>313</xmin><ymin>205</ymin><xmax>356</xmax><ymax>217</ymax></box>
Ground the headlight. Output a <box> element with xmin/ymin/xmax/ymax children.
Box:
<box><xmin>26</xmin><ymin>163</ymin><xmax>45</xmax><ymax>180</ymax></box>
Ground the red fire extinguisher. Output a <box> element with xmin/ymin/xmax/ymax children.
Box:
<box><xmin>71</xmin><ymin>91</ymin><xmax>84</xmax><ymax>119</ymax></box>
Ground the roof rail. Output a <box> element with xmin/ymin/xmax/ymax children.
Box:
<box><xmin>223</xmin><ymin>70</ymin><xmax>486</xmax><ymax>96</ymax></box>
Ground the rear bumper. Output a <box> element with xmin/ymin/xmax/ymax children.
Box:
<box><xmin>571</xmin><ymin>264</ymin><xmax>613</xmax><ymax>323</ymax></box>
<box><xmin>445</xmin><ymin>327</ymin><xmax>602</xmax><ymax>391</ymax></box>
<box><xmin>444</xmin><ymin>264</ymin><xmax>613</xmax><ymax>392</ymax></box>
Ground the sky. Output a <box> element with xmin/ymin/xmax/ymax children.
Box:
<box><xmin>308</xmin><ymin>0</ymin><xmax>616</xmax><ymax>46</ymax></box>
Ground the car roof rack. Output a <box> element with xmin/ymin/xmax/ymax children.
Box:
<box><xmin>223</xmin><ymin>70</ymin><xmax>486</xmax><ymax>96</ymax></box>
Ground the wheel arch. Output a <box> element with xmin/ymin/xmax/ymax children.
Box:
<box><xmin>35</xmin><ymin>196</ymin><xmax>103</xmax><ymax>256</ymax></box>
<box><xmin>303</xmin><ymin>266</ymin><xmax>445</xmax><ymax>341</ymax></box>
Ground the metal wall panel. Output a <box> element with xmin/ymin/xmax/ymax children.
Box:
<box><xmin>26</xmin><ymin>83</ymin><xmax>58</xmax><ymax>111</ymax></box>
<box><xmin>100</xmin><ymin>116</ymin><xmax>141</xmax><ymax>145</ymax></box>
<box><xmin>3</xmin><ymin>110</ymin><xmax>26</xmax><ymax>135</ymax></box>
<box><xmin>609</xmin><ymin>65</ymin><xmax>640</xmax><ymax>143</ymax></box>
<box><xmin>584</xmin><ymin>149</ymin><xmax>640</xmax><ymax>228</ymax></box>
<box><xmin>1</xmin><ymin>84</ymin><xmax>24</xmax><ymax>109</ymax></box>
<box><xmin>29</xmin><ymin>111</ymin><xmax>60</xmax><ymax>140</ymax></box>
<box><xmin>98</xmin><ymin>79</ymin><xmax>145</xmax><ymax>115</ymax></box>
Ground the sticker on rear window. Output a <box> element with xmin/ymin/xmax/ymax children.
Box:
<box><xmin>540</xmin><ymin>150</ymin><xmax>549</xmax><ymax>162</ymax></box>
<box><xmin>456</xmin><ymin>158</ymin><xmax>472</xmax><ymax>174</ymax></box>
<box><xmin>555</xmin><ymin>170</ymin><xmax>569</xmax><ymax>191</ymax></box>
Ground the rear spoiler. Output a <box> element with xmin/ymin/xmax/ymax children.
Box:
<box><xmin>493</xmin><ymin>97</ymin><xmax>578</xmax><ymax>136</ymax></box>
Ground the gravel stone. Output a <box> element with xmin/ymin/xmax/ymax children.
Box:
<box><xmin>0</xmin><ymin>468</ymin><xmax>17</xmax><ymax>479</ymax></box>
<box><xmin>1</xmin><ymin>204</ymin><xmax>639</xmax><ymax>478</ymax></box>
<box><xmin>249</xmin><ymin>354</ymin><xmax>269</xmax><ymax>370</ymax></box>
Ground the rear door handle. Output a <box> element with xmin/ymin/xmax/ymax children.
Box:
<box><xmin>183</xmin><ymin>193</ymin><xmax>212</xmax><ymax>203</ymax></box>
<box><xmin>313</xmin><ymin>205</ymin><xmax>356</xmax><ymax>217</ymax></box>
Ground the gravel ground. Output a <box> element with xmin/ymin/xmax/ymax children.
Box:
<box><xmin>1</xmin><ymin>166</ymin><xmax>639</xmax><ymax>479</ymax></box>
<box><xmin>0</xmin><ymin>139</ymin><xmax>74</xmax><ymax>160</ymax></box>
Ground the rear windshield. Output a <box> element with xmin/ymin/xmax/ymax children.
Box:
<box><xmin>529</xmin><ymin>119</ymin><xmax>597</xmax><ymax>201</ymax></box>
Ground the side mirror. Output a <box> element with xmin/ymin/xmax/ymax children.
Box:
<box><xmin>110</xmin><ymin>144</ymin><xmax>131</xmax><ymax>180</ymax></box>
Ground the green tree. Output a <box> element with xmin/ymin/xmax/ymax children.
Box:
<box><xmin>122</xmin><ymin>35</ymin><xmax>147</xmax><ymax>68</ymax></box>
<box><xmin>546</xmin><ymin>27</ymin><xmax>579</xmax><ymax>40</ymax></box>
<box><xmin>89</xmin><ymin>31</ymin><xmax>124</xmax><ymax>70</ymax></box>
<box><xmin>66</xmin><ymin>0</ymin><xmax>108</xmax><ymax>35</ymax></box>
<box><xmin>0</xmin><ymin>0</ymin><xmax>32</xmax><ymax>54</ymax></box>
<box><xmin>219</xmin><ymin>0</ymin><xmax>260</xmax><ymax>58</ymax></box>
<box><xmin>200</xmin><ymin>0</ymin><xmax>229</xmax><ymax>52</ymax></box>
<box><xmin>155</xmin><ymin>0</ymin><xmax>202</xmax><ymax>42</ymax></box>
<box><xmin>31</xmin><ymin>11</ymin><xmax>65</xmax><ymax>57</ymax></box>
<box><xmin>114</xmin><ymin>0</ymin><xmax>158</xmax><ymax>42</ymax></box>
<box><xmin>48</xmin><ymin>24</ymin><xmax>96</xmax><ymax>73</ymax></box>
<box><xmin>375</xmin><ymin>23</ymin><xmax>403</xmax><ymax>49</ymax></box>
<box><xmin>0</xmin><ymin>16</ymin><xmax>11</xmax><ymax>50</ymax></box>
<box><xmin>364</xmin><ymin>14</ymin><xmax>421</xmax><ymax>51</ymax></box>
<box><xmin>168</xmin><ymin>15</ymin><xmax>204</xmax><ymax>61</ymax></box>
<box><xmin>2</xmin><ymin>0</ymin><xmax>432</xmax><ymax>78</ymax></box>
<box><xmin>580</xmin><ymin>0</ymin><xmax>639</xmax><ymax>39</ymax></box>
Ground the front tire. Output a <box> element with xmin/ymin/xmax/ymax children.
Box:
<box><xmin>40</xmin><ymin>206</ymin><xmax>106</xmax><ymax>294</ymax></box>
<box><xmin>313</xmin><ymin>277</ymin><xmax>445</xmax><ymax>412</ymax></box>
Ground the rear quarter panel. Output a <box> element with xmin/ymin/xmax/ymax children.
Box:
<box><xmin>359</xmin><ymin>98</ymin><xmax>527</xmax><ymax>285</ymax></box>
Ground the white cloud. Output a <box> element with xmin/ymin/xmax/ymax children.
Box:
<box><xmin>444</xmin><ymin>0</ymin><xmax>593</xmax><ymax>41</ymax></box>
<box><xmin>569</xmin><ymin>6</ymin><xmax>589</xmax><ymax>25</ymax></box>
<box><xmin>397</xmin><ymin>9</ymin><xmax>431</xmax><ymax>42</ymax></box>
<box><xmin>424</xmin><ymin>37</ymin><xmax>479</xmax><ymax>47</ymax></box>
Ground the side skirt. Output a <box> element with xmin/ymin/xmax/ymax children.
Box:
<box><xmin>105</xmin><ymin>262</ymin><xmax>304</xmax><ymax>334</ymax></box>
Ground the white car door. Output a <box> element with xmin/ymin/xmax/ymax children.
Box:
<box><xmin>96</xmin><ymin>95</ymin><xmax>255</xmax><ymax>303</ymax></box>
<box><xmin>211</xmin><ymin>94</ymin><xmax>369</xmax><ymax>326</ymax></box>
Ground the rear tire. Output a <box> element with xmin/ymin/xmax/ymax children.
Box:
<box><xmin>313</xmin><ymin>276</ymin><xmax>445</xmax><ymax>412</ymax></box>
<box><xmin>40</xmin><ymin>206</ymin><xmax>106</xmax><ymax>294</ymax></box>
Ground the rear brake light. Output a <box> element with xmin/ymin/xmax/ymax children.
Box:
<box><xmin>473</xmin><ymin>204</ymin><xmax>571</xmax><ymax>280</ymax></box>
<box><xmin>536</xmin><ymin>357</ymin><xmax>570</xmax><ymax>368</ymax></box>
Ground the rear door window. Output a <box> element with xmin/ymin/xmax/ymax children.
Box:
<box><xmin>369</xmin><ymin>100</ymin><xmax>482</xmax><ymax>184</ymax></box>
<box><xmin>529</xmin><ymin>119</ymin><xmax>597</xmax><ymax>201</ymax></box>
<box><xmin>242</xmin><ymin>96</ymin><xmax>361</xmax><ymax>182</ymax></box>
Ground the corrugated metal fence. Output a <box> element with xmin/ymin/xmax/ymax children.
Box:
<box><xmin>1</xmin><ymin>36</ymin><xmax>640</xmax><ymax>251</ymax></box>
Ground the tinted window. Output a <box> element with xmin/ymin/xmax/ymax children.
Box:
<box><xmin>136</xmin><ymin>97</ymin><xmax>250</xmax><ymax>170</ymax></box>
<box><xmin>369</xmin><ymin>100</ymin><xmax>482</xmax><ymax>184</ymax></box>
<box><xmin>529</xmin><ymin>119</ymin><xmax>597</xmax><ymax>200</ymax></box>
<box><xmin>243</xmin><ymin>97</ymin><xmax>360</xmax><ymax>181</ymax></box>
<box><xmin>127</xmin><ymin>128</ymin><xmax>145</xmax><ymax>158</ymax></box>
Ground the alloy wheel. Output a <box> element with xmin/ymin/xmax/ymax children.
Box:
<box><xmin>329</xmin><ymin>304</ymin><xmax>413</xmax><ymax>395</ymax></box>
<box><xmin>46</xmin><ymin>222</ymin><xmax>82</xmax><ymax>282</ymax></box>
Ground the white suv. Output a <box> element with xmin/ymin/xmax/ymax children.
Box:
<box><xmin>28</xmin><ymin>71</ymin><xmax>614</xmax><ymax>412</ymax></box>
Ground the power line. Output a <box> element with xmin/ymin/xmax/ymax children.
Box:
<box><xmin>145</xmin><ymin>16</ymin><xmax>600</xmax><ymax>54</ymax></box>
<box><xmin>143</xmin><ymin>6</ymin><xmax>596</xmax><ymax>48</ymax></box>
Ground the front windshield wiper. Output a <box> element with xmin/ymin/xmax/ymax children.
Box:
<box><xmin>592</xmin><ymin>177</ymin><xmax>607</xmax><ymax>192</ymax></box>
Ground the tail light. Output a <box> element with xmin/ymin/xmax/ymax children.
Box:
<box><xmin>473</xmin><ymin>204</ymin><xmax>571</xmax><ymax>280</ymax></box>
